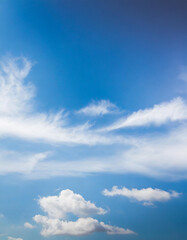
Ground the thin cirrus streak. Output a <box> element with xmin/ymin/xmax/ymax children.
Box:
<box><xmin>0</xmin><ymin>56</ymin><xmax>187</xmax><ymax>181</ymax></box>
<box><xmin>99</xmin><ymin>97</ymin><xmax>187</xmax><ymax>132</ymax></box>
<box><xmin>1</xmin><ymin>124</ymin><xmax>186</xmax><ymax>180</ymax></box>
<box><xmin>21</xmin><ymin>124</ymin><xmax>187</xmax><ymax>180</ymax></box>
<box><xmin>0</xmin><ymin>57</ymin><xmax>127</xmax><ymax>146</ymax></box>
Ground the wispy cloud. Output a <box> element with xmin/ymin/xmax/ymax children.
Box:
<box><xmin>178</xmin><ymin>67</ymin><xmax>187</xmax><ymax>82</ymax></box>
<box><xmin>77</xmin><ymin>100</ymin><xmax>118</xmax><ymax>116</ymax></box>
<box><xmin>34</xmin><ymin>215</ymin><xmax>134</xmax><ymax>236</ymax></box>
<box><xmin>26</xmin><ymin>125</ymin><xmax>187</xmax><ymax>180</ymax></box>
<box><xmin>0</xmin><ymin>150</ymin><xmax>48</xmax><ymax>175</ymax></box>
<box><xmin>1</xmin><ymin>125</ymin><xmax>186</xmax><ymax>180</ymax></box>
<box><xmin>0</xmin><ymin>57</ymin><xmax>123</xmax><ymax>146</ymax></box>
<box><xmin>33</xmin><ymin>189</ymin><xmax>135</xmax><ymax>236</ymax></box>
<box><xmin>100</xmin><ymin>97</ymin><xmax>187</xmax><ymax>131</ymax></box>
<box><xmin>1</xmin><ymin>56</ymin><xmax>187</xmax><ymax>181</ymax></box>
<box><xmin>7</xmin><ymin>237</ymin><xmax>23</xmax><ymax>240</ymax></box>
<box><xmin>103</xmin><ymin>186</ymin><xmax>180</xmax><ymax>206</ymax></box>
<box><xmin>0</xmin><ymin>56</ymin><xmax>34</xmax><ymax>116</ymax></box>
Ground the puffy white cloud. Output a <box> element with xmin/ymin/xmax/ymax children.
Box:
<box><xmin>38</xmin><ymin>189</ymin><xmax>106</xmax><ymax>219</ymax></box>
<box><xmin>103</xmin><ymin>186</ymin><xmax>180</xmax><ymax>205</ymax></box>
<box><xmin>24</xmin><ymin>222</ymin><xmax>35</xmax><ymax>229</ymax></box>
<box><xmin>7</xmin><ymin>237</ymin><xmax>23</xmax><ymax>240</ymax></box>
<box><xmin>34</xmin><ymin>215</ymin><xmax>134</xmax><ymax>236</ymax></box>
<box><xmin>101</xmin><ymin>97</ymin><xmax>187</xmax><ymax>131</ymax></box>
<box><xmin>34</xmin><ymin>189</ymin><xmax>135</xmax><ymax>236</ymax></box>
<box><xmin>77</xmin><ymin>100</ymin><xmax>118</xmax><ymax>116</ymax></box>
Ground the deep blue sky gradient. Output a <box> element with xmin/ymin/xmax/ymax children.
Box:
<box><xmin>0</xmin><ymin>1</ymin><xmax>187</xmax><ymax>239</ymax></box>
<box><xmin>1</xmin><ymin>0</ymin><xmax>187</xmax><ymax>111</ymax></box>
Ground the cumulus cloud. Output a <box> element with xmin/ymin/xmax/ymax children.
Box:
<box><xmin>24</xmin><ymin>222</ymin><xmax>35</xmax><ymax>229</ymax></box>
<box><xmin>103</xmin><ymin>186</ymin><xmax>180</xmax><ymax>205</ymax></box>
<box><xmin>34</xmin><ymin>215</ymin><xmax>134</xmax><ymax>236</ymax></box>
<box><xmin>101</xmin><ymin>97</ymin><xmax>187</xmax><ymax>131</ymax></box>
<box><xmin>77</xmin><ymin>100</ymin><xmax>118</xmax><ymax>116</ymax></box>
<box><xmin>38</xmin><ymin>189</ymin><xmax>106</xmax><ymax>219</ymax></box>
<box><xmin>34</xmin><ymin>189</ymin><xmax>134</xmax><ymax>236</ymax></box>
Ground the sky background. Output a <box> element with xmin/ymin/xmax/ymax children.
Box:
<box><xmin>0</xmin><ymin>0</ymin><xmax>187</xmax><ymax>240</ymax></box>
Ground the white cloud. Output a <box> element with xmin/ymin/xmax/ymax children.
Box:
<box><xmin>117</xmin><ymin>125</ymin><xmax>187</xmax><ymax>179</ymax></box>
<box><xmin>77</xmin><ymin>100</ymin><xmax>118</xmax><ymax>116</ymax></box>
<box><xmin>38</xmin><ymin>189</ymin><xmax>106</xmax><ymax>219</ymax></box>
<box><xmin>0</xmin><ymin>57</ymin><xmax>123</xmax><ymax>146</ymax></box>
<box><xmin>28</xmin><ymin>124</ymin><xmax>187</xmax><ymax>180</ymax></box>
<box><xmin>1</xmin><ymin>56</ymin><xmax>187</xmax><ymax>181</ymax></box>
<box><xmin>103</xmin><ymin>186</ymin><xmax>180</xmax><ymax>205</ymax></box>
<box><xmin>24</xmin><ymin>222</ymin><xmax>35</xmax><ymax>229</ymax></box>
<box><xmin>7</xmin><ymin>237</ymin><xmax>23</xmax><ymax>240</ymax></box>
<box><xmin>101</xmin><ymin>97</ymin><xmax>187</xmax><ymax>131</ymax></box>
<box><xmin>34</xmin><ymin>215</ymin><xmax>134</xmax><ymax>237</ymax></box>
<box><xmin>34</xmin><ymin>190</ymin><xmax>135</xmax><ymax>236</ymax></box>
<box><xmin>0</xmin><ymin>213</ymin><xmax>4</xmax><ymax>218</ymax></box>
<box><xmin>0</xmin><ymin>150</ymin><xmax>48</xmax><ymax>175</ymax></box>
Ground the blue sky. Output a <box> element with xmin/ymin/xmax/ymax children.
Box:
<box><xmin>0</xmin><ymin>0</ymin><xmax>187</xmax><ymax>239</ymax></box>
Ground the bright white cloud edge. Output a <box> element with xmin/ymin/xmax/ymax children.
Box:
<box><xmin>19</xmin><ymin>123</ymin><xmax>187</xmax><ymax>180</ymax></box>
<box><xmin>100</xmin><ymin>97</ymin><xmax>187</xmax><ymax>131</ymax></box>
<box><xmin>37</xmin><ymin>189</ymin><xmax>107</xmax><ymax>219</ymax></box>
<box><xmin>33</xmin><ymin>189</ymin><xmax>135</xmax><ymax>236</ymax></box>
<box><xmin>34</xmin><ymin>216</ymin><xmax>134</xmax><ymax>236</ymax></box>
<box><xmin>102</xmin><ymin>186</ymin><xmax>180</xmax><ymax>205</ymax></box>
